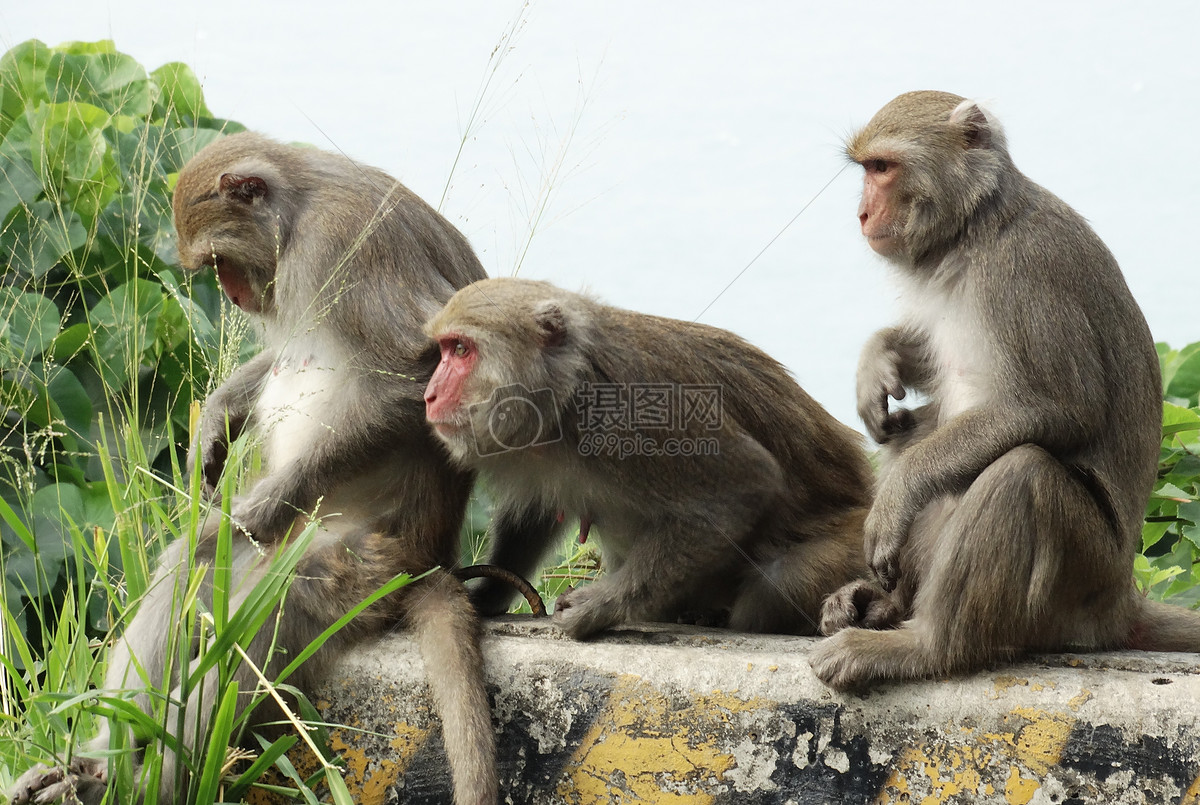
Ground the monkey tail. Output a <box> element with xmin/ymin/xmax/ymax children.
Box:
<box><xmin>1129</xmin><ymin>595</ymin><xmax>1200</xmax><ymax>653</ymax></box>
<box><xmin>404</xmin><ymin>571</ymin><xmax>498</xmax><ymax>805</ymax></box>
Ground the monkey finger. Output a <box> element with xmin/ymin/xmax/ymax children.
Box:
<box><xmin>872</xmin><ymin>558</ymin><xmax>900</xmax><ymax>592</ymax></box>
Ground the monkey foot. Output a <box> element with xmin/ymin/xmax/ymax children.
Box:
<box><xmin>552</xmin><ymin>584</ymin><xmax>622</xmax><ymax>639</ymax></box>
<box><xmin>9</xmin><ymin>758</ymin><xmax>107</xmax><ymax>805</ymax></box>
<box><xmin>808</xmin><ymin>629</ymin><xmax>883</xmax><ymax>690</ymax></box>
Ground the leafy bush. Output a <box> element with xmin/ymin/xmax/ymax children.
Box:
<box><xmin>1139</xmin><ymin>343</ymin><xmax>1200</xmax><ymax>605</ymax></box>
<box><xmin>0</xmin><ymin>38</ymin><xmax>247</xmax><ymax>651</ymax></box>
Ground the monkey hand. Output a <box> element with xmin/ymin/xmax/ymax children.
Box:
<box><xmin>191</xmin><ymin>401</ymin><xmax>246</xmax><ymax>498</ymax></box>
<box><xmin>856</xmin><ymin>345</ymin><xmax>913</xmax><ymax>444</ymax></box>
<box><xmin>228</xmin><ymin>483</ymin><xmax>300</xmax><ymax>544</ymax></box>
<box><xmin>188</xmin><ymin>430</ymin><xmax>228</xmax><ymax>499</ymax></box>
<box><xmin>553</xmin><ymin>583</ymin><xmax>622</xmax><ymax>639</ymax></box>
<box><xmin>819</xmin><ymin>579</ymin><xmax>903</xmax><ymax>635</ymax></box>
<box><xmin>863</xmin><ymin>487</ymin><xmax>913</xmax><ymax>592</ymax></box>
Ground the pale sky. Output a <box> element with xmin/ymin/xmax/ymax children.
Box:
<box><xmin>4</xmin><ymin>1</ymin><xmax>1198</xmax><ymax>430</ymax></box>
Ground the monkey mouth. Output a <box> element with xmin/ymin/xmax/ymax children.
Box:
<box><xmin>215</xmin><ymin>262</ymin><xmax>261</xmax><ymax>313</ymax></box>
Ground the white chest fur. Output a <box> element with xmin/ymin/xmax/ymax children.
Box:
<box><xmin>255</xmin><ymin>341</ymin><xmax>353</xmax><ymax>470</ymax></box>
<box><xmin>898</xmin><ymin>274</ymin><xmax>994</xmax><ymax>421</ymax></box>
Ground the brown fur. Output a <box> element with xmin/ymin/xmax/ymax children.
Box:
<box><xmin>11</xmin><ymin>133</ymin><xmax>497</xmax><ymax>805</ymax></box>
<box><xmin>424</xmin><ymin>277</ymin><xmax>872</xmax><ymax>638</ymax></box>
<box><xmin>812</xmin><ymin>91</ymin><xmax>1200</xmax><ymax>690</ymax></box>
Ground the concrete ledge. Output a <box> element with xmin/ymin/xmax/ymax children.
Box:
<box><xmin>307</xmin><ymin>617</ymin><xmax>1200</xmax><ymax>804</ymax></box>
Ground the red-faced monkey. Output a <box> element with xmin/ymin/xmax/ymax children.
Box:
<box><xmin>811</xmin><ymin>91</ymin><xmax>1200</xmax><ymax>689</ymax></box>
<box><xmin>11</xmin><ymin>133</ymin><xmax>497</xmax><ymax>804</ymax></box>
<box><xmin>423</xmin><ymin>277</ymin><xmax>872</xmax><ymax>639</ymax></box>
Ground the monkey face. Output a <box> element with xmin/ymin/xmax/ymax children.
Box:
<box><xmin>174</xmin><ymin>169</ymin><xmax>278</xmax><ymax>316</ymax></box>
<box><xmin>857</xmin><ymin>158</ymin><xmax>907</xmax><ymax>257</ymax></box>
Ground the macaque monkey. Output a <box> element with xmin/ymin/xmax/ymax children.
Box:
<box><xmin>811</xmin><ymin>91</ymin><xmax>1200</xmax><ymax>689</ymax></box>
<box><xmin>423</xmin><ymin>277</ymin><xmax>872</xmax><ymax>639</ymax></box>
<box><xmin>11</xmin><ymin>133</ymin><xmax>496</xmax><ymax>804</ymax></box>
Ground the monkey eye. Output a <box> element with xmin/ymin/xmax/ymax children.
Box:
<box><xmin>453</xmin><ymin>340</ymin><xmax>471</xmax><ymax>358</ymax></box>
<box><xmin>868</xmin><ymin>159</ymin><xmax>890</xmax><ymax>173</ymax></box>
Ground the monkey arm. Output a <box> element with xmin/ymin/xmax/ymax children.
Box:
<box><xmin>866</xmin><ymin>403</ymin><xmax>1094</xmax><ymax>589</ymax></box>
<box><xmin>856</xmin><ymin>326</ymin><xmax>932</xmax><ymax>444</ymax></box>
<box><xmin>230</xmin><ymin>379</ymin><xmax>422</xmax><ymax>542</ymax></box>
<box><xmin>191</xmin><ymin>351</ymin><xmax>274</xmax><ymax>497</ymax></box>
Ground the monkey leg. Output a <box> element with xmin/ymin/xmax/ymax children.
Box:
<box><xmin>554</xmin><ymin>515</ymin><xmax>763</xmax><ymax>639</ymax></box>
<box><xmin>810</xmin><ymin>444</ymin><xmax>1131</xmax><ymax>689</ymax></box>
<box><xmin>730</xmin><ymin>508</ymin><xmax>874</xmax><ymax>636</ymax></box>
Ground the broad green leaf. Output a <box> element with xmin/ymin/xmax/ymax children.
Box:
<box><xmin>151</xmin><ymin>62</ymin><xmax>210</xmax><ymax>121</ymax></box>
<box><xmin>0</xmin><ymin>200</ymin><xmax>87</xmax><ymax>277</ymax></box>
<box><xmin>29</xmin><ymin>101</ymin><xmax>111</xmax><ymax>197</ymax></box>
<box><xmin>0</xmin><ymin>289</ymin><xmax>59</xmax><ymax>361</ymax></box>
<box><xmin>1161</xmin><ymin>402</ymin><xmax>1200</xmax><ymax>438</ymax></box>
<box><xmin>1141</xmin><ymin>520</ymin><xmax>1172</xmax><ymax>553</ymax></box>
<box><xmin>1165</xmin><ymin>346</ymin><xmax>1200</xmax><ymax>402</ymax></box>
<box><xmin>0</xmin><ymin>40</ymin><xmax>53</xmax><ymax>134</ymax></box>
<box><xmin>46</xmin><ymin>47</ymin><xmax>156</xmax><ymax>117</ymax></box>
<box><xmin>46</xmin><ymin>364</ymin><xmax>93</xmax><ymax>443</ymax></box>
<box><xmin>89</xmin><ymin>279</ymin><xmax>165</xmax><ymax>390</ymax></box>
<box><xmin>30</xmin><ymin>482</ymin><xmax>82</xmax><ymax>564</ymax></box>
<box><xmin>1151</xmin><ymin>481</ymin><xmax>1193</xmax><ymax>502</ymax></box>
<box><xmin>49</xmin><ymin>321</ymin><xmax>90</xmax><ymax>362</ymax></box>
<box><xmin>0</xmin><ymin>135</ymin><xmax>44</xmax><ymax>223</ymax></box>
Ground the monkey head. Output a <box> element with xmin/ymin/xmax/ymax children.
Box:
<box><xmin>423</xmin><ymin>278</ymin><xmax>588</xmax><ymax>462</ymax></box>
<box><xmin>173</xmin><ymin>132</ymin><xmax>297</xmax><ymax>316</ymax></box>
<box><xmin>846</xmin><ymin>91</ymin><xmax>1012</xmax><ymax>265</ymax></box>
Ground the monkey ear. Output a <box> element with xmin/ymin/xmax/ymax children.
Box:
<box><xmin>219</xmin><ymin>173</ymin><xmax>269</xmax><ymax>203</ymax></box>
<box><xmin>533</xmin><ymin>302</ymin><xmax>568</xmax><ymax>347</ymax></box>
<box><xmin>949</xmin><ymin>100</ymin><xmax>995</xmax><ymax>150</ymax></box>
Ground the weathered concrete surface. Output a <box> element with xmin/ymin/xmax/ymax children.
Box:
<box><xmin>308</xmin><ymin>617</ymin><xmax>1200</xmax><ymax>805</ymax></box>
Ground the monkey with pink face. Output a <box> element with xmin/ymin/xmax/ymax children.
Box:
<box><xmin>424</xmin><ymin>277</ymin><xmax>874</xmax><ymax>639</ymax></box>
<box><xmin>812</xmin><ymin>91</ymin><xmax>1200</xmax><ymax>689</ymax></box>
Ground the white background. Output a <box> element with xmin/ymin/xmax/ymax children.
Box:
<box><xmin>4</xmin><ymin>1</ymin><xmax>1198</xmax><ymax>432</ymax></box>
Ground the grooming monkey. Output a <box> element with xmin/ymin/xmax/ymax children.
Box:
<box><xmin>11</xmin><ymin>133</ymin><xmax>496</xmax><ymax>804</ymax></box>
<box><xmin>811</xmin><ymin>91</ymin><xmax>1200</xmax><ymax>689</ymax></box>
<box><xmin>423</xmin><ymin>277</ymin><xmax>872</xmax><ymax>639</ymax></box>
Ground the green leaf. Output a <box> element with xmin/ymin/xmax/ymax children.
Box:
<box><xmin>89</xmin><ymin>279</ymin><xmax>165</xmax><ymax>390</ymax></box>
<box><xmin>0</xmin><ymin>40</ymin><xmax>53</xmax><ymax>134</ymax></box>
<box><xmin>29</xmin><ymin>101</ymin><xmax>112</xmax><ymax>200</ymax></box>
<box><xmin>193</xmin><ymin>682</ymin><xmax>240</xmax><ymax>805</ymax></box>
<box><xmin>1166</xmin><ymin>347</ymin><xmax>1200</xmax><ymax>402</ymax></box>
<box><xmin>0</xmin><ymin>133</ymin><xmax>44</xmax><ymax>223</ymax></box>
<box><xmin>1178</xmin><ymin>500</ymin><xmax>1200</xmax><ymax>525</ymax></box>
<box><xmin>46</xmin><ymin>46</ymin><xmax>156</xmax><ymax>117</ymax></box>
<box><xmin>46</xmin><ymin>365</ymin><xmax>93</xmax><ymax>444</ymax></box>
<box><xmin>1142</xmin><ymin>520</ymin><xmax>1172</xmax><ymax>553</ymax></box>
<box><xmin>151</xmin><ymin>62</ymin><xmax>210</xmax><ymax>121</ymax></box>
<box><xmin>49</xmin><ymin>321</ymin><xmax>90</xmax><ymax>363</ymax></box>
<box><xmin>0</xmin><ymin>289</ymin><xmax>59</xmax><ymax>363</ymax></box>
<box><xmin>1161</xmin><ymin>402</ymin><xmax>1200</xmax><ymax>437</ymax></box>
<box><xmin>30</xmin><ymin>482</ymin><xmax>82</xmax><ymax>564</ymax></box>
<box><xmin>0</xmin><ymin>199</ymin><xmax>88</xmax><ymax>277</ymax></box>
<box><xmin>1150</xmin><ymin>484</ymin><xmax>1192</xmax><ymax>504</ymax></box>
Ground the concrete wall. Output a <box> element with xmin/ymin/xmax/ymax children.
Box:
<box><xmin>302</xmin><ymin>617</ymin><xmax>1200</xmax><ymax>804</ymax></box>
